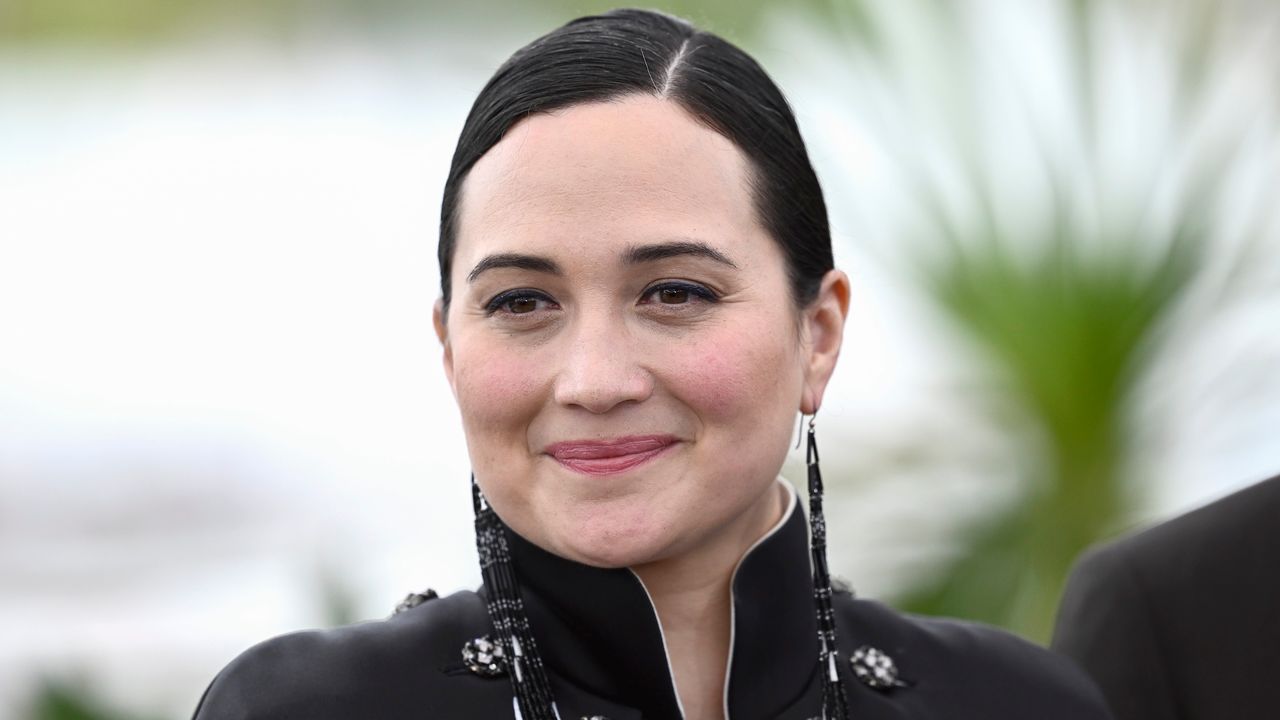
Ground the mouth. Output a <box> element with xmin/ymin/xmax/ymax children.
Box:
<box><xmin>545</xmin><ymin>434</ymin><xmax>680</xmax><ymax>476</ymax></box>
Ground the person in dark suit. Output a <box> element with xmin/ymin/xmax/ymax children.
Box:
<box><xmin>192</xmin><ymin>9</ymin><xmax>1113</xmax><ymax>719</ymax></box>
<box><xmin>1052</xmin><ymin>473</ymin><xmax>1280</xmax><ymax>720</ymax></box>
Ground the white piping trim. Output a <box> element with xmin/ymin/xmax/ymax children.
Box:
<box><xmin>627</xmin><ymin>567</ymin><xmax>689</xmax><ymax>719</ymax></box>
<box><xmin>722</xmin><ymin>478</ymin><xmax>798</xmax><ymax>720</ymax></box>
<box><xmin>627</xmin><ymin>478</ymin><xmax>797</xmax><ymax>720</ymax></box>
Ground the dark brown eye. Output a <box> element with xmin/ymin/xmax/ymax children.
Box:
<box><xmin>638</xmin><ymin>282</ymin><xmax>717</xmax><ymax>309</ymax></box>
<box><xmin>659</xmin><ymin>287</ymin><xmax>689</xmax><ymax>304</ymax></box>
<box><xmin>507</xmin><ymin>297</ymin><xmax>539</xmax><ymax>314</ymax></box>
<box><xmin>484</xmin><ymin>289</ymin><xmax>556</xmax><ymax>318</ymax></box>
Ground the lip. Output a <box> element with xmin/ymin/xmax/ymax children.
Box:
<box><xmin>545</xmin><ymin>434</ymin><xmax>679</xmax><ymax>476</ymax></box>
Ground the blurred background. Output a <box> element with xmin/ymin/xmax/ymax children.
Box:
<box><xmin>2</xmin><ymin>0</ymin><xmax>1278</xmax><ymax>717</ymax></box>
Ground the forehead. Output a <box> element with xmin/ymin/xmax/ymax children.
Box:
<box><xmin>454</xmin><ymin>94</ymin><xmax>767</xmax><ymax>269</ymax></box>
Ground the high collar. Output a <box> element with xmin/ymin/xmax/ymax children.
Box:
<box><xmin>504</xmin><ymin>482</ymin><xmax>820</xmax><ymax>719</ymax></box>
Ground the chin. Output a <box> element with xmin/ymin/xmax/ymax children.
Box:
<box><xmin>545</xmin><ymin>508</ymin><xmax>678</xmax><ymax>569</ymax></box>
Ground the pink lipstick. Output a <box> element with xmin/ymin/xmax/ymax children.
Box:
<box><xmin>545</xmin><ymin>435</ymin><xmax>678</xmax><ymax>476</ymax></box>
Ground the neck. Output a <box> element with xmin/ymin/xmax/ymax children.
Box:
<box><xmin>631</xmin><ymin>481</ymin><xmax>787</xmax><ymax>720</ymax></box>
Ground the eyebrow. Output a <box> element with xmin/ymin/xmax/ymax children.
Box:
<box><xmin>466</xmin><ymin>253</ymin><xmax>563</xmax><ymax>283</ymax></box>
<box><xmin>624</xmin><ymin>240</ymin><xmax>738</xmax><ymax>268</ymax></box>
<box><xmin>465</xmin><ymin>240</ymin><xmax>737</xmax><ymax>283</ymax></box>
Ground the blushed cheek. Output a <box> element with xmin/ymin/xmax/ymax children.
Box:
<box><xmin>668</xmin><ymin>325</ymin><xmax>801</xmax><ymax>423</ymax></box>
<box><xmin>453</xmin><ymin>346</ymin><xmax>545</xmax><ymax>440</ymax></box>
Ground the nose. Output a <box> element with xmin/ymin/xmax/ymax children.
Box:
<box><xmin>553</xmin><ymin>312</ymin><xmax>654</xmax><ymax>414</ymax></box>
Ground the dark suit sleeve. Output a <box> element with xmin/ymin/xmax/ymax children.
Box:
<box><xmin>190</xmin><ymin>669</ymin><xmax>249</xmax><ymax>720</ymax></box>
<box><xmin>190</xmin><ymin>670</ymin><xmax>220</xmax><ymax>719</ymax></box>
<box><xmin>189</xmin><ymin>654</ymin><xmax>273</xmax><ymax>720</ymax></box>
<box><xmin>188</xmin><ymin>631</ymin><xmax>331</xmax><ymax>720</ymax></box>
<box><xmin>1052</xmin><ymin>544</ymin><xmax>1179</xmax><ymax>720</ymax></box>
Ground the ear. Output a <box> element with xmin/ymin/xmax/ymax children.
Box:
<box><xmin>800</xmin><ymin>269</ymin><xmax>851</xmax><ymax>415</ymax></box>
<box><xmin>433</xmin><ymin>297</ymin><xmax>456</xmax><ymax>392</ymax></box>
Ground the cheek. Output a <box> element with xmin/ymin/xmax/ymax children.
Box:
<box><xmin>668</xmin><ymin>321</ymin><xmax>801</xmax><ymax>422</ymax></box>
<box><xmin>452</xmin><ymin>341</ymin><xmax>545</xmax><ymax>437</ymax></box>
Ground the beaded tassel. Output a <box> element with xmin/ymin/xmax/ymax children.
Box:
<box><xmin>808</xmin><ymin>419</ymin><xmax>851</xmax><ymax>719</ymax></box>
<box><xmin>472</xmin><ymin>477</ymin><xmax>558</xmax><ymax>720</ymax></box>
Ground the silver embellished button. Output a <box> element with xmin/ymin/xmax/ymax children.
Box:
<box><xmin>462</xmin><ymin>635</ymin><xmax>508</xmax><ymax>678</ymax></box>
<box><xmin>392</xmin><ymin>588</ymin><xmax>438</xmax><ymax>615</ymax></box>
<box><xmin>850</xmin><ymin>645</ymin><xmax>902</xmax><ymax>689</ymax></box>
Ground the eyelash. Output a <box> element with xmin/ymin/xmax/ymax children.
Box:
<box><xmin>484</xmin><ymin>289</ymin><xmax>558</xmax><ymax>316</ymax></box>
<box><xmin>638</xmin><ymin>280</ymin><xmax>720</xmax><ymax>306</ymax></box>
<box><xmin>482</xmin><ymin>281</ymin><xmax>719</xmax><ymax>317</ymax></box>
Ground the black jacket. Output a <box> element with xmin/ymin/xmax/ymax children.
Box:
<box><xmin>1052</xmin><ymin>474</ymin><xmax>1280</xmax><ymax>720</ymax></box>
<box><xmin>193</xmin><ymin>490</ymin><xmax>1110</xmax><ymax>719</ymax></box>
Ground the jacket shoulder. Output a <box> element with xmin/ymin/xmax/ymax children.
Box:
<box><xmin>1076</xmin><ymin>473</ymin><xmax>1279</xmax><ymax>577</ymax></box>
<box><xmin>1050</xmin><ymin>474</ymin><xmax>1280</xmax><ymax>720</ymax></box>
<box><xmin>838</xmin><ymin>596</ymin><xmax>1113</xmax><ymax>719</ymax></box>
<box><xmin>191</xmin><ymin>589</ymin><xmax>490</xmax><ymax>720</ymax></box>
<box><xmin>1052</xmin><ymin>473</ymin><xmax>1280</xmax><ymax>662</ymax></box>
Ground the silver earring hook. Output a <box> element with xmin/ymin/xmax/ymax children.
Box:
<box><xmin>795</xmin><ymin>411</ymin><xmax>817</xmax><ymax>449</ymax></box>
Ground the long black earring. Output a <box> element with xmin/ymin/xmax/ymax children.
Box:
<box><xmin>807</xmin><ymin>417</ymin><xmax>851</xmax><ymax>719</ymax></box>
<box><xmin>472</xmin><ymin>476</ymin><xmax>559</xmax><ymax>719</ymax></box>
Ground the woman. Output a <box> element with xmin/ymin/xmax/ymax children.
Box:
<box><xmin>192</xmin><ymin>9</ymin><xmax>1112</xmax><ymax>720</ymax></box>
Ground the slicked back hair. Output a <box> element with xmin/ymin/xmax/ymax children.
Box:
<box><xmin>438</xmin><ymin>8</ymin><xmax>832</xmax><ymax>313</ymax></box>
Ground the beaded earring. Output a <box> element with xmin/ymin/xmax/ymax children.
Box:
<box><xmin>472</xmin><ymin>476</ymin><xmax>559</xmax><ymax>720</ymax></box>
<box><xmin>807</xmin><ymin>415</ymin><xmax>852</xmax><ymax>719</ymax></box>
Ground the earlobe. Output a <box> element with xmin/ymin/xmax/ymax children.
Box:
<box><xmin>800</xmin><ymin>269</ymin><xmax>851</xmax><ymax>415</ymax></box>
<box><xmin>433</xmin><ymin>298</ymin><xmax>455</xmax><ymax>389</ymax></box>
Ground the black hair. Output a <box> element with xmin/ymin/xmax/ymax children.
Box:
<box><xmin>438</xmin><ymin>7</ymin><xmax>832</xmax><ymax>312</ymax></box>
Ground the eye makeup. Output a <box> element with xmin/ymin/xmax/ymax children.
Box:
<box><xmin>484</xmin><ymin>288</ymin><xmax>558</xmax><ymax>317</ymax></box>
<box><xmin>638</xmin><ymin>280</ymin><xmax>721</xmax><ymax>305</ymax></box>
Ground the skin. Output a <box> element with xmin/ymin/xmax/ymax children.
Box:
<box><xmin>434</xmin><ymin>94</ymin><xmax>849</xmax><ymax>720</ymax></box>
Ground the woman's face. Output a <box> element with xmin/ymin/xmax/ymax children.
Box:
<box><xmin>436</xmin><ymin>95</ymin><xmax>846</xmax><ymax>568</ymax></box>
